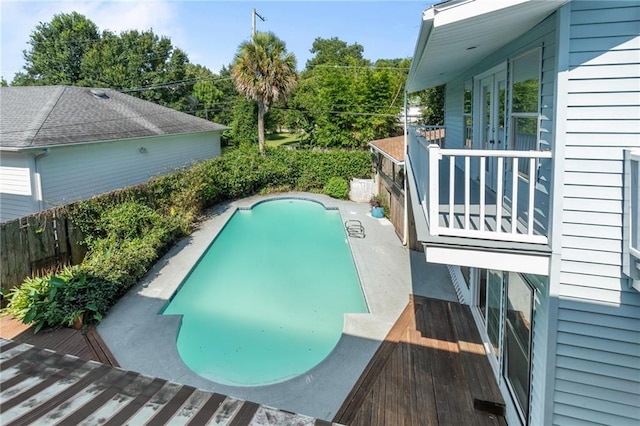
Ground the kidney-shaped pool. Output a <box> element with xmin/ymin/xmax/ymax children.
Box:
<box><xmin>162</xmin><ymin>198</ymin><xmax>368</xmax><ymax>386</ymax></box>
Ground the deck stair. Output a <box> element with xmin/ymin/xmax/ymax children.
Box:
<box><xmin>334</xmin><ymin>295</ymin><xmax>506</xmax><ymax>425</ymax></box>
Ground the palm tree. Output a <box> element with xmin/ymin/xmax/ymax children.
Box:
<box><xmin>232</xmin><ymin>32</ymin><xmax>297</xmax><ymax>156</ymax></box>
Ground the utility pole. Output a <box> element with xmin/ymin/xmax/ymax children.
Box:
<box><xmin>252</xmin><ymin>8</ymin><xmax>265</xmax><ymax>39</ymax></box>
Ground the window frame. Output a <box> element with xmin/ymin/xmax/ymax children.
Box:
<box><xmin>463</xmin><ymin>80</ymin><xmax>473</xmax><ymax>148</ymax></box>
<box><xmin>623</xmin><ymin>149</ymin><xmax>640</xmax><ymax>287</ymax></box>
<box><xmin>508</xmin><ymin>48</ymin><xmax>542</xmax><ymax>180</ymax></box>
<box><xmin>503</xmin><ymin>273</ymin><xmax>536</xmax><ymax>424</ymax></box>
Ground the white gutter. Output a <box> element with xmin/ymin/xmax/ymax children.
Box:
<box><xmin>33</xmin><ymin>148</ymin><xmax>50</xmax><ymax>211</ymax></box>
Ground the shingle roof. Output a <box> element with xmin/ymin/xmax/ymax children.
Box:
<box><xmin>368</xmin><ymin>135</ymin><xmax>405</xmax><ymax>163</ymax></box>
<box><xmin>0</xmin><ymin>86</ymin><xmax>227</xmax><ymax>149</ymax></box>
<box><xmin>0</xmin><ymin>339</ymin><xmax>341</xmax><ymax>425</ymax></box>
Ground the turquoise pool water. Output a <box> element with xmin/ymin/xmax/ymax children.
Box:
<box><xmin>162</xmin><ymin>198</ymin><xmax>368</xmax><ymax>386</ymax></box>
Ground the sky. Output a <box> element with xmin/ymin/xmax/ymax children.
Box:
<box><xmin>0</xmin><ymin>0</ymin><xmax>435</xmax><ymax>82</ymax></box>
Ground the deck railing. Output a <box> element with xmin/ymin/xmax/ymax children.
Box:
<box><xmin>412</xmin><ymin>125</ymin><xmax>446</xmax><ymax>147</ymax></box>
<box><xmin>409</xmin><ymin>128</ymin><xmax>552</xmax><ymax>245</ymax></box>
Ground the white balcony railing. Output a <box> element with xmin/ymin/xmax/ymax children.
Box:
<box><xmin>413</xmin><ymin>125</ymin><xmax>446</xmax><ymax>147</ymax></box>
<box><xmin>409</xmin><ymin>127</ymin><xmax>552</xmax><ymax>245</ymax></box>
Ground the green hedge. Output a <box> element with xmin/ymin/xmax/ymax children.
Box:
<box><xmin>324</xmin><ymin>177</ymin><xmax>350</xmax><ymax>199</ymax></box>
<box><xmin>2</xmin><ymin>146</ymin><xmax>371</xmax><ymax>331</ymax></box>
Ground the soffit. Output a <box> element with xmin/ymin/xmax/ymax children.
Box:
<box><xmin>407</xmin><ymin>0</ymin><xmax>567</xmax><ymax>92</ymax></box>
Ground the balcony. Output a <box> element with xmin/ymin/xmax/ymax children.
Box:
<box><xmin>407</xmin><ymin>125</ymin><xmax>552</xmax><ymax>250</ymax></box>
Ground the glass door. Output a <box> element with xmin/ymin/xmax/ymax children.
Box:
<box><xmin>504</xmin><ymin>273</ymin><xmax>535</xmax><ymax>422</ymax></box>
<box><xmin>486</xmin><ymin>269</ymin><xmax>504</xmax><ymax>358</ymax></box>
<box><xmin>479</xmin><ymin>70</ymin><xmax>506</xmax><ymax>192</ymax></box>
<box><xmin>477</xmin><ymin>269</ymin><xmax>504</xmax><ymax>359</ymax></box>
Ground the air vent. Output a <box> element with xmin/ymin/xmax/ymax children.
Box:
<box><xmin>89</xmin><ymin>89</ymin><xmax>109</xmax><ymax>99</ymax></box>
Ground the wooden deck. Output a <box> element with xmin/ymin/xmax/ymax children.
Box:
<box><xmin>0</xmin><ymin>315</ymin><xmax>118</xmax><ymax>367</ymax></box>
<box><xmin>334</xmin><ymin>296</ymin><xmax>506</xmax><ymax>426</ymax></box>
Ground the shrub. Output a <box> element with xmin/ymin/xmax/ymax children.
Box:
<box><xmin>324</xmin><ymin>177</ymin><xmax>350</xmax><ymax>199</ymax></box>
<box><xmin>3</xmin><ymin>266</ymin><xmax>113</xmax><ymax>332</ymax></box>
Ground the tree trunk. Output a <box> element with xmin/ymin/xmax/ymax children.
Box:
<box><xmin>257</xmin><ymin>100</ymin><xmax>266</xmax><ymax>156</ymax></box>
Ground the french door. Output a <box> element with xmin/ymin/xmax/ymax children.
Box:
<box><xmin>477</xmin><ymin>68</ymin><xmax>506</xmax><ymax>192</ymax></box>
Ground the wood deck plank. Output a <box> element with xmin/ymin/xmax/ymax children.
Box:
<box><xmin>334</xmin><ymin>296</ymin><xmax>506</xmax><ymax>426</ymax></box>
<box><xmin>0</xmin><ymin>316</ymin><xmax>118</xmax><ymax>367</ymax></box>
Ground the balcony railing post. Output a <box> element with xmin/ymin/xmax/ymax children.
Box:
<box><xmin>428</xmin><ymin>144</ymin><xmax>441</xmax><ymax>236</ymax></box>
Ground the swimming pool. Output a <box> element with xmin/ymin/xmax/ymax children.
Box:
<box><xmin>162</xmin><ymin>198</ymin><xmax>368</xmax><ymax>386</ymax></box>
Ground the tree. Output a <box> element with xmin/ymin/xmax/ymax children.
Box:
<box><xmin>80</xmin><ymin>29</ymin><xmax>190</xmax><ymax>110</ymax></box>
<box><xmin>293</xmin><ymin>45</ymin><xmax>408</xmax><ymax>148</ymax></box>
<box><xmin>232</xmin><ymin>32</ymin><xmax>297</xmax><ymax>156</ymax></box>
<box><xmin>13</xmin><ymin>12</ymin><xmax>99</xmax><ymax>85</ymax></box>
<box><xmin>0</xmin><ymin>77</ymin><xmax>7</xmax><ymax>87</ymax></box>
<box><xmin>305</xmin><ymin>37</ymin><xmax>368</xmax><ymax>70</ymax></box>
<box><xmin>417</xmin><ymin>85</ymin><xmax>445</xmax><ymax>125</ymax></box>
<box><xmin>230</xmin><ymin>97</ymin><xmax>258</xmax><ymax>146</ymax></box>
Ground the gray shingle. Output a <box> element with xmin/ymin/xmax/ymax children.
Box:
<box><xmin>0</xmin><ymin>86</ymin><xmax>227</xmax><ymax>149</ymax></box>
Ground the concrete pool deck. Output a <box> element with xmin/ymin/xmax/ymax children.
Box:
<box><xmin>97</xmin><ymin>192</ymin><xmax>458</xmax><ymax>421</ymax></box>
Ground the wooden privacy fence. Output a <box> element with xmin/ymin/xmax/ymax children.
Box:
<box><xmin>1</xmin><ymin>208</ymin><xmax>86</xmax><ymax>294</ymax></box>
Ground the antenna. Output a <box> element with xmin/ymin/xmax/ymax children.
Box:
<box><xmin>252</xmin><ymin>8</ymin><xmax>266</xmax><ymax>39</ymax></box>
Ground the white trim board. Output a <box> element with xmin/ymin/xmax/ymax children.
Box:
<box><xmin>425</xmin><ymin>246</ymin><xmax>550</xmax><ymax>275</ymax></box>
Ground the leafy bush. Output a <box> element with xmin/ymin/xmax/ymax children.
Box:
<box><xmin>3</xmin><ymin>266</ymin><xmax>112</xmax><ymax>332</ymax></box>
<box><xmin>324</xmin><ymin>177</ymin><xmax>350</xmax><ymax>199</ymax></box>
<box><xmin>4</xmin><ymin>146</ymin><xmax>372</xmax><ymax>331</ymax></box>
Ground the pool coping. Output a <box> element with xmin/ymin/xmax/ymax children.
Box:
<box><xmin>97</xmin><ymin>192</ymin><xmax>455</xmax><ymax>420</ymax></box>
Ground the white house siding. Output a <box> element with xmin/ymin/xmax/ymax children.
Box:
<box><xmin>38</xmin><ymin>131</ymin><xmax>221</xmax><ymax>208</ymax></box>
<box><xmin>441</xmin><ymin>15</ymin><xmax>558</xmax><ymax>426</ymax></box>
<box><xmin>553</xmin><ymin>2</ymin><xmax>640</xmax><ymax>425</ymax></box>
<box><xmin>444</xmin><ymin>81</ymin><xmax>464</xmax><ymax>150</ymax></box>
<box><xmin>0</xmin><ymin>152</ymin><xmax>37</xmax><ymax>221</ymax></box>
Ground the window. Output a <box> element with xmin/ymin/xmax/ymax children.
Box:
<box><xmin>624</xmin><ymin>149</ymin><xmax>640</xmax><ymax>288</ymax></box>
<box><xmin>510</xmin><ymin>49</ymin><xmax>541</xmax><ymax>179</ymax></box>
<box><xmin>381</xmin><ymin>156</ymin><xmax>393</xmax><ymax>179</ymax></box>
<box><xmin>393</xmin><ymin>164</ymin><xmax>404</xmax><ymax>187</ymax></box>
<box><xmin>463</xmin><ymin>81</ymin><xmax>473</xmax><ymax>148</ymax></box>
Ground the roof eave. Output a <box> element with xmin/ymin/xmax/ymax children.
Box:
<box><xmin>406</xmin><ymin>0</ymin><xmax>568</xmax><ymax>93</ymax></box>
<box><xmin>0</xmin><ymin>127</ymin><xmax>229</xmax><ymax>152</ymax></box>
<box><xmin>368</xmin><ymin>142</ymin><xmax>404</xmax><ymax>165</ymax></box>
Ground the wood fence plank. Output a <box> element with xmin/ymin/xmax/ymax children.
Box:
<box><xmin>27</xmin><ymin>214</ymin><xmax>57</xmax><ymax>272</ymax></box>
<box><xmin>54</xmin><ymin>212</ymin><xmax>70</xmax><ymax>264</ymax></box>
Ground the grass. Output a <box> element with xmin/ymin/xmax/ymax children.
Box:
<box><xmin>265</xmin><ymin>132</ymin><xmax>303</xmax><ymax>147</ymax></box>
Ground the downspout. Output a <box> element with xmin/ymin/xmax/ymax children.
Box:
<box><xmin>33</xmin><ymin>148</ymin><xmax>50</xmax><ymax>211</ymax></box>
<box><xmin>402</xmin><ymin>90</ymin><xmax>409</xmax><ymax>246</ymax></box>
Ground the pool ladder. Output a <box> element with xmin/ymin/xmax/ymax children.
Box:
<box><xmin>345</xmin><ymin>220</ymin><xmax>365</xmax><ymax>239</ymax></box>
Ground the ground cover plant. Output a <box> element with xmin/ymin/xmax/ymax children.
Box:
<box><xmin>2</xmin><ymin>146</ymin><xmax>371</xmax><ymax>331</ymax></box>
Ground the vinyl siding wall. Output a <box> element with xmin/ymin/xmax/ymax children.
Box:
<box><xmin>553</xmin><ymin>1</ymin><xmax>640</xmax><ymax>424</ymax></box>
<box><xmin>442</xmin><ymin>15</ymin><xmax>558</xmax><ymax>426</ymax></box>
<box><xmin>39</xmin><ymin>131</ymin><xmax>221</xmax><ymax>208</ymax></box>
<box><xmin>0</xmin><ymin>152</ymin><xmax>37</xmax><ymax>221</ymax></box>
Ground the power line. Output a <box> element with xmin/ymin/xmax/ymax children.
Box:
<box><xmin>311</xmin><ymin>64</ymin><xmax>411</xmax><ymax>70</ymax></box>
<box><xmin>272</xmin><ymin>106</ymin><xmax>402</xmax><ymax>118</ymax></box>
<box><xmin>118</xmin><ymin>76</ymin><xmax>234</xmax><ymax>93</ymax></box>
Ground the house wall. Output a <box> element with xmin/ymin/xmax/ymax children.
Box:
<box><xmin>442</xmin><ymin>14</ymin><xmax>559</xmax><ymax>426</ymax></box>
<box><xmin>38</xmin><ymin>131</ymin><xmax>221</xmax><ymax>209</ymax></box>
<box><xmin>552</xmin><ymin>2</ymin><xmax>640</xmax><ymax>424</ymax></box>
<box><xmin>0</xmin><ymin>151</ymin><xmax>37</xmax><ymax>222</ymax></box>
